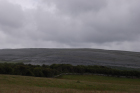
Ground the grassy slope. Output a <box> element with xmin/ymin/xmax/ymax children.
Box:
<box><xmin>0</xmin><ymin>74</ymin><xmax>140</xmax><ymax>93</ymax></box>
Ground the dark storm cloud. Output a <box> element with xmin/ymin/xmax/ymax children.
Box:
<box><xmin>0</xmin><ymin>0</ymin><xmax>140</xmax><ymax>51</ymax></box>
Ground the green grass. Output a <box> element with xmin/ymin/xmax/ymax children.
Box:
<box><xmin>0</xmin><ymin>74</ymin><xmax>140</xmax><ymax>93</ymax></box>
<box><xmin>57</xmin><ymin>75</ymin><xmax>140</xmax><ymax>92</ymax></box>
<box><xmin>58</xmin><ymin>74</ymin><xmax>140</xmax><ymax>85</ymax></box>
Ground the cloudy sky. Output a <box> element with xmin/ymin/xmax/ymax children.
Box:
<box><xmin>0</xmin><ymin>0</ymin><xmax>140</xmax><ymax>51</ymax></box>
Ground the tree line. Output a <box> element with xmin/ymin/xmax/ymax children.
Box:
<box><xmin>0</xmin><ymin>63</ymin><xmax>140</xmax><ymax>78</ymax></box>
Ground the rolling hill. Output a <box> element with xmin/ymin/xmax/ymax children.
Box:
<box><xmin>0</xmin><ymin>48</ymin><xmax>140</xmax><ymax>68</ymax></box>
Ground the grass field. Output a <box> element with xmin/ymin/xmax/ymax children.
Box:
<box><xmin>0</xmin><ymin>74</ymin><xmax>140</xmax><ymax>93</ymax></box>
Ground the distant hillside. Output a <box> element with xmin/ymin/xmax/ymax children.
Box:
<box><xmin>0</xmin><ymin>48</ymin><xmax>140</xmax><ymax>68</ymax></box>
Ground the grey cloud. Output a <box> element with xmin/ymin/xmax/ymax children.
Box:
<box><xmin>73</xmin><ymin>0</ymin><xmax>140</xmax><ymax>43</ymax></box>
<box><xmin>44</xmin><ymin>0</ymin><xmax>107</xmax><ymax>16</ymax></box>
<box><xmin>0</xmin><ymin>0</ymin><xmax>24</xmax><ymax>29</ymax></box>
<box><xmin>33</xmin><ymin>0</ymin><xmax>140</xmax><ymax>45</ymax></box>
<box><xmin>0</xmin><ymin>0</ymin><xmax>140</xmax><ymax>51</ymax></box>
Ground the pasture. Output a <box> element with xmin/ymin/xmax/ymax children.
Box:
<box><xmin>0</xmin><ymin>74</ymin><xmax>140</xmax><ymax>93</ymax></box>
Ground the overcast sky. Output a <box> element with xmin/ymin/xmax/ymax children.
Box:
<box><xmin>0</xmin><ymin>0</ymin><xmax>140</xmax><ymax>51</ymax></box>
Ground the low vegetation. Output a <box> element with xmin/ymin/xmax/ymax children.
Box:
<box><xmin>0</xmin><ymin>63</ymin><xmax>140</xmax><ymax>92</ymax></box>
<box><xmin>0</xmin><ymin>63</ymin><xmax>140</xmax><ymax>78</ymax></box>
<box><xmin>0</xmin><ymin>74</ymin><xmax>140</xmax><ymax>93</ymax></box>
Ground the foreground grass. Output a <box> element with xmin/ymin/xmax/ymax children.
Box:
<box><xmin>0</xmin><ymin>74</ymin><xmax>140</xmax><ymax>93</ymax></box>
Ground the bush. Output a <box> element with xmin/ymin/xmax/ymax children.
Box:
<box><xmin>0</xmin><ymin>63</ymin><xmax>140</xmax><ymax>78</ymax></box>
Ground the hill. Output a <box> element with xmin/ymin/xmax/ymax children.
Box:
<box><xmin>0</xmin><ymin>48</ymin><xmax>140</xmax><ymax>68</ymax></box>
